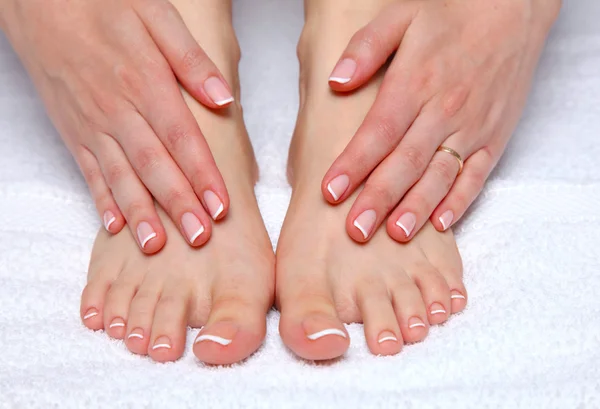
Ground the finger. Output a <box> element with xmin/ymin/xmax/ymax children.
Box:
<box><xmin>431</xmin><ymin>147</ymin><xmax>497</xmax><ymax>231</ymax></box>
<box><xmin>328</xmin><ymin>1</ymin><xmax>419</xmax><ymax>91</ymax></box>
<box><xmin>76</xmin><ymin>145</ymin><xmax>125</xmax><ymax>234</ymax></box>
<box><xmin>344</xmin><ymin>105</ymin><xmax>447</xmax><ymax>242</ymax></box>
<box><xmin>386</xmin><ymin>148</ymin><xmax>462</xmax><ymax>243</ymax></box>
<box><xmin>111</xmin><ymin>113</ymin><xmax>213</xmax><ymax>247</ymax></box>
<box><xmin>94</xmin><ymin>133</ymin><xmax>167</xmax><ymax>254</ymax></box>
<box><xmin>138</xmin><ymin>0</ymin><xmax>235</xmax><ymax>108</ymax></box>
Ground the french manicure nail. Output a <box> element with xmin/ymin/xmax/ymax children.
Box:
<box><xmin>353</xmin><ymin>209</ymin><xmax>377</xmax><ymax>239</ymax></box>
<box><xmin>109</xmin><ymin>318</ymin><xmax>125</xmax><ymax>329</ymax></box>
<box><xmin>103</xmin><ymin>211</ymin><xmax>116</xmax><ymax>232</ymax></box>
<box><xmin>181</xmin><ymin>212</ymin><xmax>205</xmax><ymax>245</ymax></box>
<box><xmin>83</xmin><ymin>308</ymin><xmax>98</xmax><ymax>320</ymax></box>
<box><xmin>430</xmin><ymin>303</ymin><xmax>447</xmax><ymax>315</ymax></box>
<box><xmin>439</xmin><ymin>210</ymin><xmax>454</xmax><ymax>231</ymax></box>
<box><xmin>396</xmin><ymin>212</ymin><xmax>417</xmax><ymax>237</ymax></box>
<box><xmin>329</xmin><ymin>58</ymin><xmax>357</xmax><ymax>84</ymax></box>
<box><xmin>203</xmin><ymin>190</ymin><xmax>224</xmax><ymax>220</ymax></box>
<box><xmin>127</xmin><ymin>328</ymin><xmax>144</xmax><ymax>340</ymax></box>
<box><xmin>137</xmin><ymin>222</ymin><xmax>157</xmax><ymax>249</ymax></box>
<box><xmin>152</xmin><ymin>336</ymin><xmax>172</xmax><ymax>350</ymax></box>
<box><xmin>377</xmin><ymin>331</ymin><xmax>398</xmax><ymax>344</ymax></box>
<box><xmin>307</xmin><ymin>328</ymin><xmax>347</xmax><ymax>340</ymax></box>
<box><xmin>204</xmin><ymin>76</ymin><xmax>234</xmax><ymax>106</ymax></box>
<box><xmin>195</xmin><ymin>334</ymin><xmax>232</xmax><ymax>346</ymax></box>
<box><xmin>327</xmin><ymin>174</ymin><xmax>350</xmax><ymax>201</ymax></box>
<box><xmin>408</xmin><ymin>317</ymin><xmax>426</xmax><ymax>329</ymax></box>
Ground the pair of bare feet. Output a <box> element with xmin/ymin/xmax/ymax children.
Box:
<box><xmin>80</xmin><ymin>0</ymin><xmax>467</xmax><ymax>365</ymax></box>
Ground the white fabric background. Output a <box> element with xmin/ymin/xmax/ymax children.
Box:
<box><xmin>1</xmin><ymin>1</ymin><xmax>599</xmax><ymax>408</ymax></box>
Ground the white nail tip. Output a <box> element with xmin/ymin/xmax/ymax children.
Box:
<box><xmin>409</xmin><ymin>323</ymin><xmax>426</xmax><ymax>329</ymax></box>
<box><xmin>215</xmin><ymin>96</ymin><xmax>234</xmax><ymax>106</ymax></box>
<box><xmin>190</xmin><ymin>225</ymin><xmax>205</xmax><ymax>244</ymax></box>
<box><xmin>105</xmin><ymin>216</ymin><xmax>116</xmax><ymax>231</ymax></box>
<box><xmin>378</xmin><ymin>336</ymin><xmax>398</xmax><ymax>344</ymax></box>
<box><xmin>212</xmin><ymin>203</ymin><xmax>224</xmax><ymax>220</ymax></box>
<box><xmin>109</xmin><ymin>322</ymin><xmax>125</xmax><ymax>328</ymax></box>
<box><xmin>451</xmin><ymin>294</ymin><xmax>466</xmax><ymax>300</ymax></box>
<box><xmin>329</xmin><ymin>76</ymin><xmax>351</xmax><ymax>84</ymax></box>
<box><xmin>307</xmin><ymin>328</ymin><xmax>347</xmax><ymax>340</ymax></box>
<box><xmin>83</xmin><ymin>312</ymin><xmax>98</xmax><ymax>320</ymax></box>
<box><xmin>195</xmin><ymin>335</ymin><xmax>232</xmax><ymax>346</ymax></box>
<box><xmin>141</xmin><ymin>232</ymin><xmax>157</xmax><ymax>249</ymax></box>
<box><xmin>431</xmin><ymin>309</ymin><xmax>447</xmax><ymax>315</ymax></box>
<box><xmin>395</xmin><ymin>221</ymin><xmax>410</xmax><ymax>237</ymax></box>
<box><xmin>353</xmin><ymin>220</ymin><xmax>369</xmax><ymax>239</ymax></box>
<box><xmin>439</xmin><ymin>216</ymin><xmax>448</xmax><ymax>231</ymax></box>
<box><xmin>327</xmin><ymin>183</ymin><xmax>339</xmax><ymax>201</ymax></box>
<box><xmin>152</xmin><ymin>343</ymin><xmax>172</xmax><ymax>350</ymax></box>
<box><xmin>127</xmin><ymin>333</ymin><xmax>144</xmax><ymax>340</ymax></box>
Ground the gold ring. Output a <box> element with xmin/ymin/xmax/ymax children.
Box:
<box><xmin>437</xmin><ymin>146</ymin><xmax>464</xmax><ymax>175</ymax></box>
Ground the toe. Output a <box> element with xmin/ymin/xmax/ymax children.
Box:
<box><xmin>408</xmin><ymin>262</ymin><xmax>451</xmax><ymax>325</ymax></box>
<box><xmin>389</xmin><ymin>275</ymin><xmax>430</xmax><ymax>344</ymax></box>
<box><xmin>148</xmin><ymin>289</ymin><xmax>190</xmax><ymax>362</ymax></box>
<box><xmin>81</xmin><ymin>278</ymin><xmax>110</xmax><ymax>331</ymax></box>
<box><xmin>357</xmin><ymin>282</ymin><xmax>403</xmax><ymax>356</ymax></box>
<box><xmin>124</xmin><ymin>285</ymin><xmax>161</xmax><ymax>356</ymax></box>
<box><xmin>102</xmin><ymin>276</ymin><xmax>139</xmax><ymax>339</ymax></box>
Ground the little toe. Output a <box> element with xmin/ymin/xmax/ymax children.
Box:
<box><xmin>81</xmin><ymin>275</ymin><xmax>114</xmax><ymax>331</ymax></box>
<box><xmin>357</xmin><ymin>284</ymin><xmax>403</xmax><ymax>356</ymax></box>
<box><xmin>148</xmin><ymin>290</ymin><xmax>190</xmax><ymax>362</ymax></box>
<box><xmin>124</xmin><ymin>285</ymin><xmax>161</xmax><ymax>356</ymax></box>
<box><xmin>408</xmin><ymin>262</ymin><xmax>451</xmax><ymax>325</ymax></box>
<box><xmin>390</xmin><ymin>277</ymin><xmax>430</xmax><ymax>344</ymax></box>
<box><xmin>102</xmin><ymin>278</ymin><xmax>138</xmax><ymax>339</ymax></box>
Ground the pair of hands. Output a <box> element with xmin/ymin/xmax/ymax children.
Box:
<box><xmin>0</xmin><ymin>0</ymin><xmax>560</xmax><ymax>252</ymax></box>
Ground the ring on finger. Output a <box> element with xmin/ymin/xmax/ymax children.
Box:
<box><xmin>437</xmin><ymin>146</ymin><xmax>464</xmax><ymax>175</ymax></box>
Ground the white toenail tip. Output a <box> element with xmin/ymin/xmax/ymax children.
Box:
<box><xmin>329</xmin><ymin>77</ymin><xmax>351</xmax><ymax>84</ymax></box>
<box><xmin>109</xmin><ymin>322</ymin><xmax>125</xmax><ymax>328</ymax></box>
<box><xmin>353</xmin><ymin>220</ymin><xmax>369</xmax><ymax>239</ymax></box>
<box><xmin>212</xmin><ymin>203</ymin><xmax>224</xmax><ymax>220</ymax></box>
<box><xmin>378</xmin><ymin>336</ymin><xmax>398</xmax><ymax>344</ymax></box>
<box><xmin>128</xmin><ymin>333</ymin><xmax>144</xmax><ymax>340</ymax></box>
<box><xmin>451</xmin><ymin>294</ymin><xmax>466</xmax><ymax>300</ymax></box>
<box><xmin>195</xmin><ymin>335</ymin><xmax>232</xmax><ymax>346</ymax></box>
<box><xmin>215</xmin><ymin>96</ymin><xmax>234</xmax><ymax>106</ymax></box>
<box><xmin>431</xmin><ymin>309</ymin><xmax>447</xmax><ymax>315</ymax></box>
<box><xmin>190</xmin><ymin>225</ymin><xmax>205</xmax><ymax>244</ymax></box>
<box><xmin>105</xmin><ymin>216</ymin><xmax>116</xmax><ymax>231</ymax></box>
<box><xmin>395</xmin><ymin>221</ymin><xmax>410</xmax><ymax>237</ymax></box>
<box><xmin>83</xmin><ymin>312</ymin><xmax>98</xmax><ymax>320</ymax></box>
<box><xmin>409</xmin><ymin>323</ymin><xmax>426</xmax><ymax>329</ymax></box>
<box><xmin>307</xmin><ymin>328</ymin><xmax>347</xmax><ymax>340</ymax></box>
<box><xmin>327</xmin><ymin>184</ymin><xmax>339</xmax><ymax>201</ymax></box>
<box><xmin>152</xmin><ymin>343</ymin><xmax>171</xmax><ymax>350</ymax></box>
<box><xmin>141</xmin><ymin>232</ymin><xmax>157</xmax><ymax>249</ymax></box>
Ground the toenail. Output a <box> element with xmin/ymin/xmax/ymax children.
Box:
<box><xmin>353</xmin><ymin>209</ymin><xmax>377</xmax><ymax>239</ymax></box>
<box><xmin>137</xmin><ymin>222</ymin><xmax>157</xmax><ymax>249</ymax></box>
<box><xmin>307</xmin><ymin>328</ymin><xmax>347</xmax><ymax>340</ymax></box>
<box><xmin>195</xmin><ymin>334</ymin><xmax>232</xmax><ymax>346</ymax></box>
<box><xmin>103</xmin><ymin>211</ymin><xmax>116</xmax><ymax>232</ymax></box>
<box><xmin>439</xmin><ymin>210</ymin><xmax>454</xmax><ymax>231</ymax></box>
<box><xmin>451</xmin><ymin>291</ymin><xmax>466</xmax><ymax>300</ymax></box>
<box><xmin>396</xmin><ymin>213</ymin><xmax>417</xmax><ymax>237</ymax></box>
<box><xmin>127</xmin><ymin>328</ymin><xmax>144</xmax><ymax>340</ymax></box>
<box><xmin>430</xmin><ymin>303</ymin><xmax>447</xmax><ymax>315</ymax></box>
<box><xmin>408</xmin><ymin>317</ymin><xmax>426</xmax><ymax>329</ymax></box>
<box><xmin>83</xmin><ymin>308</ymin><xmax>98</xmax><ymax>320</ymax></box>
<box><xmin>109</xmin><ymin>318</ymin><xmax>125</xmax><ymax>329</ymax></box>
<box><xmin>203</xmin><ymin>190</ymin><xmax>224</xmax><ymax>220</ymax></box>
<box><xmin>377</xmin><ymin>331</ymin><xmax>398</xmax><ymax>344</ymax></box>
<box><xmin>152</xmin><ymin>336</ymin><xmax>172</xmax><ymax>350</ymax></box>
<box><xmin>327</xmin><ymin>174</ymin><xmax>350</xmax><ymax>201</ymax></box>
<box><xmin>181</xmin><ymin>212</ymin><xmax>205</xmax><ymax>245</ymax></box>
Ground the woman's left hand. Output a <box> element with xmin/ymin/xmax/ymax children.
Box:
<box><xmin>322</xmin><ymin>0</ymin><xmax>561</xmax><ymax>243</ymax></box>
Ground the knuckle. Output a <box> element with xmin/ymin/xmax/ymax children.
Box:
<box><xmin>407</xmin><ymin>192</ymin><xmax>429</xmax><ymax>212</ymax></box>
<box><xmin>180</xmin><ymin>47</ymin><xmax>208</xmax><ymax>75</ymax></box>
<box><xmin>401</xmin><ymin>145</ymin><xmax>427</xmax><ymax>176</ymax></box>
<box><xmin>441</xmin><ymin>85</ymin><xmax>469</xmax><ymax>120</ymax></box>
<box><xmin>162</xmin><ymin>188</ymin><xmax>188</xmax><ymax>211</ymax></box>
<box><xmin>113</xmin><ymin>64</ymin><xmax>142</xmax><ymax>98</ymax></box>
<box><xmin>133</xmin><ymin>146</ymin><xmax>160</xmax><ymax>173</ymax></box>
<box><xmin>451</xmin><ymin>191</ymin><xmax>470</xmax><ymax>212</ymax></box>
<box><xmin>164</xmin><ymin>123</ymin><xmax>192</xmax><ymax>149</ymax></box>
<box><xmin>430</xmin><ymin>159</ymin><xmax>457</xmax><ymax>188</ymax></box>
<box><xmin>373</xmin><ymin>117</ymin><xmax>399</xmax><ymax>149</ymax></box>
<box><xmin>124</xmin><ymin>202</ymin><xmax>146</xmax><ymax>219</ymax></box>
<box><xmin>104</xmin><ymin>162</ymin><xmax>128</xmax><ymax>187</ymax></box>
<box><xmin>365</xmin><ymin>181</ymin><xmax>395</xmax><ymax>208</ymax></box>
<box><xmin>355</xmin><ymin>26</ymin><xmax>384</xmax><ymax>56</ymax></box>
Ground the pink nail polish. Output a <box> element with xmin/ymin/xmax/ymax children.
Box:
<box><xmin>329</xmin><ymin>58</ymin><xmax>357</xmax><ymax>84</ymax></box>
<box><xmin>204</xmin><ymin>76</ymin><xmax>234</xmax><ymax>106</ymax></box>
<box><xmin>203</xmin><ymin>190</ymin><xmax>224</xmax><ymax>220</ymax></box>
<box><xmin>137</xmin><ymin>221</ymin><xmax>157</xmax><ymax>249</ymax></box>
<box><xmin>353</xmin><ymin>209</ymin><xmax>377</xmax><ymax>239</ymax></box>
<box><xmin>439</xmin><ymin>210</ymin><xmax>454</xmax><ymax>231</ymax></box>
<box><xmin>181</xmin><ymin>212</ymin><xmax>205</xmax><ymax>245</ymax></box>
<box><xmin>395</xmin><ymin>213</ymin><xmax>416</xmax><ymax>237</ymax></box>
<box><xmin>327</xmin><ymin>174</ymin><xmax>350</xmax><ymax>201</ymax></box>
<box><xmin>103</xmin><ymin>210</ymin><xmax>116</xmax><ymax>232</ymax></box>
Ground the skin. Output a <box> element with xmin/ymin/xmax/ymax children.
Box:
<box><xmin>0</xmin><ymin>0</ymin><xmax>236</xmax><ymax>253</ymax></box>
<box><xmin>321</xmin><ymin>0</ymin><xmax>562</xmax><ymax>244</ymax></box>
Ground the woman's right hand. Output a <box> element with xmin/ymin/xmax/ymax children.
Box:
<box><xmin>0</xmin><ymin>0</ymin><xmax>233</xmax><ymax>253</ymax></box>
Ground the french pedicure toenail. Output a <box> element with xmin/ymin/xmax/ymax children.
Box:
<box><xmin>195</xmin><ymin>334</ymin><xmax>233</xmax><ymax>346</ymax></box>
<box><xmin>430</xmin><ymin>303</ymin><xmax>447</xmax><ymax>315</ymax></box>
<box><xmin>83</xmin><ymin>308</ymin><xmax>98</xmax><ymax>320</ymax></box>
<box><xmin>439</xmin><ymin>210</ymin><xmax>454</xmax><ymax>231</ymax></box>
<box><xmin>103</xmin><ymin>211</ymin><xmax>116</xmax><ymax>232</ymax></box>
<box><xmin>203</xmin><ymin>190</ymin><xmax>224</xmax><ymax>220</ymax></box>
<box><xmin>137</xmin><ymin>222</ymin><xmax>157</xmax><ymax>249</ymax></box>
<box><xmin>329</xmin><ymin>58</ymin><xmax>357</xmax><ymax>84</ymax></box>
<box><xmin>396</xmin><ymin>212</ymin><xmax>417</xmax><ymax>237</ymax></box>
<box><xmin>109</xmin><ymin>318</ymin><xmax>125</xmax><ymax>329</ymax></box>
<box><xmin>377</xmin><ymin>331</ymin><xmax>398</xmax><ymax>344</ymax></box>
<box><xmin>127</xmin><ymin>328</ymin><xmax>144</xmax><ymax>340</ymax></box>
<box><xmin>152</xmin><ymin>336</ymin><xmax>172</xmax><ymax>350</ymax></box>
<box><xmin>408</xmin><ymin>317</ymin><xmax>426</xmax><ymax>329</ymax></box>
<box><xmin>181</xmin><ymin>212</ymin><xmax>205</xmax><ymax>245</ymax></box>
<box><xmin>307</xmin><ymin>329</ymin><xmax>347</xmax><ymax>340</ymax></box>
<box><xmin>327</xmin><ymin>174</ymin><xmax>350</xmax><ymax>201</ymax></box>
<box><xmin>204</xmin><ymin>76</ymin><xmax>234</xmax><ymax>106</ymax></box>
<box><xmin>451</xmin><ymin>291</ymin><xmax>466</xmax><ymax>300</ymax></box>
<box><xmin>353</xmin><ymin>209</ymin><xmax>377</xmax><ymax>239</ymax></box>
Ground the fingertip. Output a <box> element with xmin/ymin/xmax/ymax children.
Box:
<box><xmin>135</xmin><ymin>222</ymin><xmax>166</xmax><ymax>255</ymax></box>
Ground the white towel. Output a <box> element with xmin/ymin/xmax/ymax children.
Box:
<box><xmin>0</xmin><ymin>0</ymin><xmax>599</xmax><ymax>408</ymax></box>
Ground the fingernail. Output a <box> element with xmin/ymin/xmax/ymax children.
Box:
<box><xmin>377</xmin><ymin>331</ymin><xmax>398</xmax><ymax>344</ymax></box>
<box><xmin>439</xmin><ymin>210</ymin><xmax>454</xmax><ymax>231</ymax></box>
<box><xmin>396</xmin><ymin>212</ymin><xmax>417</xmax><ymax>237</ymax></box>
<box><xmin>430</xmin><ymin>303</ymin><xmax>447</xmax><ymax>315</ymax></box>
<box><xmin>303</xmin><ymin>315</ymin><xmax>347</xmax><ymax>340</ymax></box>
<box><xmin>329</xmin><ymin>58</ymin><xmax>357</xmax><ymax>84</ymax></box>
<box><xmin>181</xmin><ymin>212</ymin><xmax>205</xmax><ymax>245</ymax></box>
<box><xmin>195</xmin><ymin>322</ymin><xmax>238</xmax><ymax>346</ymax></box>
<box><xmin>109</xmin><ymin>318</ymin><xmax>125</xmax><ymax>329</ymax></box>
<box><xmin>408</xmin><ymin>317</ymin><xmax>426</xmax><ymax>329</ymax></box>
<box><xmin>451</xmin><ymin>291</ymin><xmax>466</xmax><ymax>300</ymax></box>
<box><xmin>103</xmin><ymin>211</ymin><xmax>116</xmax><ymax>232</ymax></box>
<box><xmin>83</xmin><ymin>308</ymin><xmax>98</xmax><ymax>320</ymax></box>
<box><xmin>152</xmin><ymin>336</ymin><xmax>172</xmax><ymax>350</ymax></box>
<box><xmin>137</xmin><ymin>222</ymin><xmax>157</xmax><ymax>249</ymax></box>
<box><xmin>203</xmin><ymin>190</ymin><xmax>224</xmax><ymax>220</ymax></box>
<box><xmin>127</xmin><ymin>328</ymin><xmax>144</xmax><ymax>340</ymax></box>
<box><xmin>353</xmin><ymin>209</ymin><xmax>377</xmax><ymax>239</ymax></box>
<box><xmin>327</xmin><ymin>174</ymin><xmax>350</xmax><ymax>201</ymax></box>
<box><xmin>204</xmin><ymin>76</ymin><xmax>234</xmax><ymax>106</ymax></box>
